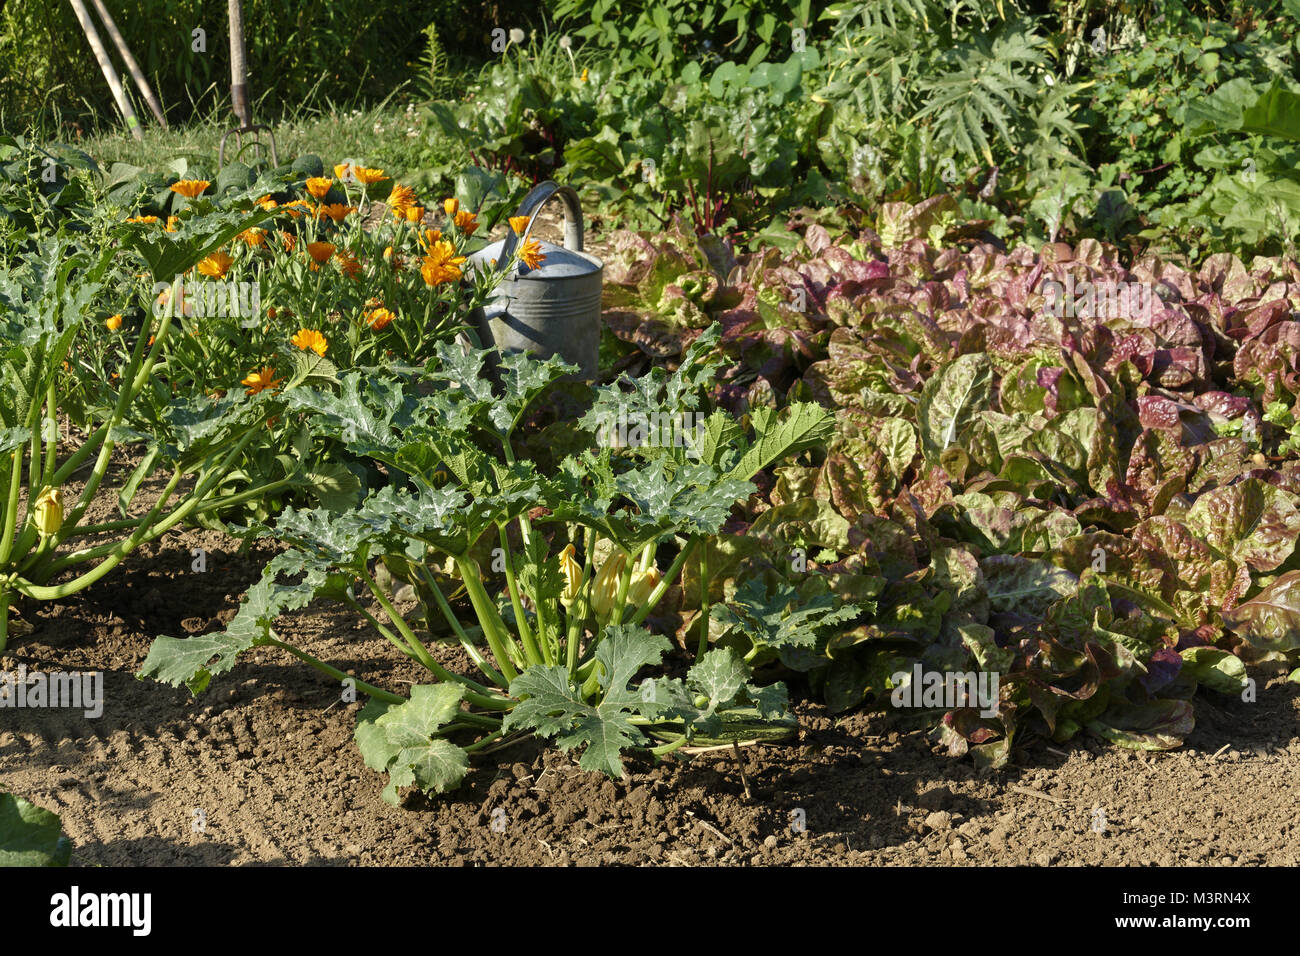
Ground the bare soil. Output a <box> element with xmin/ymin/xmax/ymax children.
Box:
<box><xmin>3</xmin><ymin>503</ymin><xmax>1298</xmax><ymax>866</ymax></box>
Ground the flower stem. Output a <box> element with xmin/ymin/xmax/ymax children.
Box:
<box><xmin>696</xmin><ymin>542</ymin><xmax>711</xmax><ymax>659</ymax></box>
<box><xmin>565</xmin><ymin>526</ymin><xmax>596</xmax><ymax>676</ymax></box>
<box><xmin>630</xmin><ymin>538</ymin><xmax>697</xmax><ymax>626</ymax></box>
<box><xmin>266</xmin><ymin>638</ymin><xmax>405</xmax><ymax>705</ymax></box>
<box><xmin>358</xmin><ymin>567</ymin><xmax>512</xmax><ymax>710</ymax></box>
<box><xmin>498</xmin><ymin>523</ymin><xmax>542</xmax><ymax>667</ymax></box>
<box><xmin>608</xmin><ymin>552</ymin><xmax>635</xmax><ymax>627</ymax></box>
<box><xmin>455</xmin><ymin>556</ymin><xmax>521</xmax><ymax>685</ymax></box>
<box><xmin>416</xmin><ymin>565</ymin><xmax>508</xmax><ymax>689</ymax></box>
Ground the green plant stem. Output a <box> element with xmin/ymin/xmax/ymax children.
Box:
<box><xmin>46</xmin><ymin>421</ymin><xmax>109</xmax><ymax>486</ymax></box>
<box><xmin>42</xmin><ymin>379</ymin><xmax>57</xmax><ymax>485</ymax></box>
<box><xmin>22</xmin><ymin>473</ymin><xmax>295</xmax><ymax>578</ymax></box>
<box><xmin>13</xmin><ymin>467</ymin><xmax>186</xmax><ymax>600</ymax></box>
<box><xmin>499</xmin><ymin>441</ymin><xmax>537</xmax><ymax>549</ymax></box>
<box><xmin>266</xmin><ymin>637</ymin><xmax>405</xmax><ymax>704</ymax></box>
<box><xmin>648</xmin><ymin>736</ymin><xmax>691</xmax><ymax>758</ymax></box>
<box><xmin>608</xmin><ymin>552</ymin><xmax>635</xmax><ymax>626</ymax></box>
<box><xmin>696</xmin><ymin>541</ymin><xmax>710</xmax><ymax>659</ymax></box>
<box><xmin>416</xmin><ymin>565</ymin><xmax>508</xmax><ymax>689</ymax></box>
<box><xmin>463</xmin><ymin>728</ymin><xmax>508</xmax><ymax>754</ymax></box>
<box><xmin>33</xmin><ymin>421</ymin><xmax>265</xmax><ymax>580</ymax></box>
<box><xmin>630</xmin><ymin>538</ymin><xmax>698</xmax><ymax>626</ymax></box>
<box><xmin>189</xmin><ymin>475</ymin><xmax>297</xmax><ymax>516</ymax></box>
<box><xmin>455</xmin><ymin>555</ymin><xmax>521</xmax><ymax>685</ymax></box>
<box><xmin>344</xmin><ymin>595</ymin><xmax>429</xmax><ymax>664</ymax></box>
<box><xmin>26</xmin><ymin>426</ymin><xmax>40</xmax><ymax>512</ymax></box>
<box><xmin>498</xmin><ymin>523</ymin><xmax>542</xmax><ymax>667</ymax></box>
<box><xmin>347</xmin><ymin>589</ymin><xmax>506</xmax><ymax>704</ymax></box>
<box><xmin>63</xmin><ymin>309</ymin><xmax>173</xmax><ymax>534</ymax></box>
<box><xmin>565</xmin><ymin>526</ymin><xmax>596</xmax><ymax>677</ymax></box>
<box><xmin>358</xmin><ymin>567</ymin><xmax>512</xmax><ymax>710</ymax></box>
<box><xmin>0</xmin><ymin>450</ymin><xmax>24</xmax><ymax>567</ymax></box>
<box><xmin>19</xmin><ymin>413</ymin><xmax>267</xmax><ymax>598</ymax></box>
<box><xmin>63</xmin><ymin>516</ymin><xmax>148</xmax><ymax>537</ymax></box>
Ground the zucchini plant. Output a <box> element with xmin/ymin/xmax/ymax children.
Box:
<box><xmin>141</xmin><ymin>327</ymin><xmax>857</xmax><ymax>802</ymax></box>
<box><xmin>0</xmin><ymin>213</ymin><xmax>300</xmax><ymax>651</ymax></box>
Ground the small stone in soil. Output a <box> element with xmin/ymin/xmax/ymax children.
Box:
<box><xmin>924</xmin><ymin>811</ymin><xmax>952</xmax><ymax>831</ymax></box>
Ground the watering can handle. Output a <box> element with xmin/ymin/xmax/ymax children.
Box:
<box><xmin>497</xmin><ymin>180</ymin><xmax>584</xmax><ymax>269</ymax></box>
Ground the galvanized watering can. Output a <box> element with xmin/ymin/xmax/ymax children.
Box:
<box><xmin>466</xmin><ymin>181</ymin><xmax>603</xmax><ymax>379</ymax></box>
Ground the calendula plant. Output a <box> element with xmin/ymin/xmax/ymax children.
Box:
<box><xmin>0</xmin><ymin>207</ymin><xmax>329</xmax><ymax>651</ymax></box>
<box><xmin>142</xmin><ymin>328</ymin><xmax>852</xmax><ymax>803</ymax></box>
<box><xmin>103</xmin><ymin>166</ymin><xmax>522</xmax><ymax>524</ymax></box>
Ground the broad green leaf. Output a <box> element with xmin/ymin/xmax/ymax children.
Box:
<box><xmin>916</xmin><ymin>353</ymin><xmax>993</xmax><ymax>464</ymax></box>
<box><xmin>354</xmin><ymin>699</ymin><xmax>400</xmax><ymax>773</ymax></box>
<box><xmin>371</xmin><ymin>684</ymin><xmax>470</xmax><ymax>804</ymax></box>
<box><xmin>139</xmin><ymin>550</ymin><xmax>345</xmax><ymax>693</ymax></box>
<box><xmin>980</xmin><ymin>555</ymin><xmax>1077</xmax><ymax>616</ymax></box>
<box><xmin>728</xmin><ymin>402</ymin><xmax>835</xmax><ymax>481</ymax></box>
<box><xmin>1222</xmin><ymin>570</ymin><xmax>1300</xmax><ymax>652</ymax></box>
<box><xmin>0</xmin><ymin>793</ymin><xmax>71</xmax><ymax>866</ymax></box>
<box><xmin>1239</xmin><ymin>79</ymin><xmax>1300</xmax><ymax>142</ymax></box>
<box><xmin>1180</xmin><ymin>647</ymin><xmax>1247</xmax><ymax>695</ymax></box>
<box><xmin>1185</xmin><ymin>478</ymin><xmax>1300</xmax><ymax>572</ymax></box>
<box><xmin>1088</xmin><ymin>699</ymin><xmax>1194</xmax><ymax>751</ymax></box>
<box><xmin>875</xmin><ymin>417</ymin><xmax>917</xmax><ymax>480</ymax></box>
<box><xmin>506</xmin><ymin>626</ymin><xmax>670</xmax><ymax>778</ymax></box>
<box><xmin>687</xmin><ymin>647</ymin><xmax>748</xmax><ymax>707</ymax></box>
<box><xmin>712</xmin><ymin>576</ymin><xmax>861</xmax><ymax>659</ymax></box>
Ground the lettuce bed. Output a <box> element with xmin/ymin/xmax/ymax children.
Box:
<box><xmin>601</xmin><ymin>202</ymin><xmax>1300</xmax><ymax>766</ymax></box>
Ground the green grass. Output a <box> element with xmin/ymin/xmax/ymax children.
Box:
<box><xmin>76</xmin><ymin>90</ymin><xmax>444</xmax><ymax>183</ymax></box>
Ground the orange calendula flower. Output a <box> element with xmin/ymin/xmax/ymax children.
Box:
<box><xmin>306</xmin><ymin>241</ymin><xmax>336</xmax><ymax>266</ymax></box>
<box><xmin>405</xmin><ymin>205</ymin><xmax>425</xmax><ymax>224</ymax></box>
<box><xmin>280</xmin><ymin>231</ymin><xmax>297</xmax><ymax>252</ymax></box>
<box><xmin>519</xmin><ymin>237</ymin><xmax>546</xmax><ymax>270</ymax></box>
<box><xmin>453</xmin><ymin>209</ymin><xmax>478</xmax><ymax>233</ymax></box>
<box><xmin>255</xmin><ymin>194</ymin><xmax>279</xmax><ymax>211</ymax></box>
<box><xmin>197</xmin><ymin>250</ymin><xmax>234</xmax><ymax>279</ymax></box>
<box><xmin>366</xmin><ymin>307</ymin><xmax>395</xmax><ymax>331</ymax></box>
<box><xmin>126</xmin><ymin>214</ymin><xmax>160</xmax><ymax>224</ymax></box>
<box><xmin>305</xmin><ymin>176</ymin><xmax>333</xmax><ymax>200</ymax></box>
<box><xmin>239</xmin><ymin>227</ymin><xmax>267</xmax><ymax>247</ymax></box>
<box><xmin>420</xmin><ymin>240</ymin><xmax>467</xmax><ymax>286</ymax></box>
<box><xmin>416</xmin><ymin>227</ymin><xmax>442</xmax><ymax>251</ymax></box>
<box><xmin>169</xmin><ymin>179</ymin><xmax>210</xmax><ymax>199</ymax></box>
<box><xmin>354</xmin><ymin>166</ymin><xmax>388</xmax><ymax>185</ymax></box>
<box><xmin>443</xmin><ymin>197</ymin><xmax>459</xmax><ymax>217</ymax></box>
<box><xmin>105</xmin><ymin>314</ymin><xmax>123</xmax><ymax>331</ymax></box>
<box><xmin>508</xmin><ymin>215</ymin><xmax>531</xmax><ymax>236</ymax></box>
<box><xmin>280</xmin><ymin>199</ymin><xmax>313</xmax><ymax>219</ymax></box>
<box><xmin>165</xmin><ymin>216</ymin><xmax>181</xmax><ymax>233</ymax></box>
<box><xmin>387</xmin><ymin>184</ymin><xmax>418</xmax><ymax>219</ymax></box>
<box><xmin>319</xmin><ymin>203</ymin><xmax>355</xmax><ymax>223</ymax></box>
<box><xmin>291</xmin><ymin>328</ymin><xmax>328</xmax><ymax>356</ymax></box>
<box><xmin>242</xmin><ymin>366</ymin><xmax>283</xmax><ymax>396</ymax></box>
<box><xmin>335</xmin><ymin>248</ymin><xmax>362</xmax><ymax>279</ymax></box>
